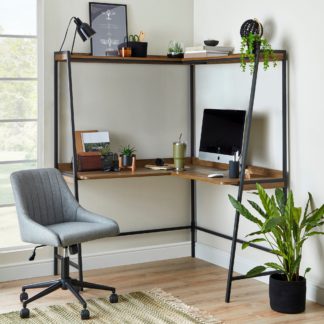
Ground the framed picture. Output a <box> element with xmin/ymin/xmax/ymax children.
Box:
<box><xmin>89</xmin><ymin>2</ymin><xmax>128</xmax><ymax>56</ymax></box>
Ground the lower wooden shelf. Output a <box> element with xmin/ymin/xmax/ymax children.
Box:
<box><xmin>59</xmin><ymin>157</ymin><xmax>284</xmax><ymax>190</ymax></box>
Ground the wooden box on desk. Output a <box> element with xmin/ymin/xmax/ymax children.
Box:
<box><xmin>77</xmin><ymin>152</ymin><xmax>102</xmax><ymax>171</ymax></box>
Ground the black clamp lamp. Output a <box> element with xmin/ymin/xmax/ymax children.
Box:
<box><xmin>59</xmin><ymin>16</ymin><xmax>96</xmax><ymax>53</ymax></box>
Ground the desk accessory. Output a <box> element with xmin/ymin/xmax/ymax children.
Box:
<box><xmin>119</xmin><ymin>47</ymin><xmax>132</xmax><ymax>57</ymax></box>
<box><xmin>173</xmin><ymin>133</ymin><xmax>186</xmax><ymax>171</ymax></box>
<box><xmin>207</xmin><ymin>173</ymin><xmax>224</xmax><ymax>178</ymax></box>
<box><xmin>204</xmin><ymin>40</ymin><xmax>219</xmax><ymax>47</ymax></box>
<box><xmin>229</xmin><ymin>151</ymin><xmax>240</xmax><ymax>178</ymax></box>
<box><xmin>119</xmin><ymin>33</ymin><xmax>148</xmax><ymax>57</ymax></box>
<box><xmin>119</xmin><ymin>145</ymin><xmax>136</xmax><ymax>172</ymax></box>
<box><xmin>167</xmin><ymin>41</ymin><xmax>184</xmax><ymax>58</ymax></box>
<box><xmin>59</xmin><ymin>17</ymin><xmax>95</xmax><ymax>53</ymax></box>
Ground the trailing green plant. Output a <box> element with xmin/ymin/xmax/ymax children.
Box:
<box><xmin>229</xmin><ymin>184</ymin><xmax>324</xmax><ymax>281</ymax></box>
<box><xmin>168</xmin><ymin>41</ymin><xmax>183</xmax><ymax>55</ymax></box>
<box><xmin>120</xmin><ymin>144</ymin><xmax>136</xmax><ymax>157</ymax></box>
<box><xmin>100</xmin><ymin>144</ymin><xmax>111</xmax><ymax>156</ymax></box>
<box><xmin>240</xmin><ymin>33</ymin><xmax>277</xmax><ymax>74</ymax></box>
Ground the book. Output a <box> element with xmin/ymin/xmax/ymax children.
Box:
<box><xmin>185</xmin><ymin>45</ymin><xmax>234</xmax><ymax>53</ymax></box>
<box><xmin>81</xmin><ymin>131</ymin><xmax>110</xmax><ymax>152</ymax></box>
<box><xmin>184</xmin><ymin>51</ymin><xmax>230</xmax><ymax>58</ymax></box>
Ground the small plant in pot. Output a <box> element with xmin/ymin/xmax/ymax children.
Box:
<box><xmin>167</xmin><ymin>41</ymin><xmax>184</xmax><ymax>58</ymax></box>
<box><xmin>240</xmin><ymin>19</ymin><xmax>277</xmax><ymax>74</ymax></box>
<box><xmin>100</xmin><ymin>144</ymin><xmax>113</xmax><ymax>171</ymax></box>
<box><xmin>120</xmin><ymin>145</ymin><xmax>136</xmax><ymax>167</ymax></box>
<box><xmin>229</xmin><ymin>184</ymin><xmax>324</xmax><ymax>314</ymax></box>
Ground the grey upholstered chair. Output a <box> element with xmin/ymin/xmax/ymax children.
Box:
<box><xmin>11</xmin><ymin>168</ymin><xmax>120</xmax><ymax>320</ymax></box>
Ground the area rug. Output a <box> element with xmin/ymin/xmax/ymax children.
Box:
<box><xmin>0</xmin><ymin>288</ymin><xmax>222</xmax><ymax>324</ymax></box>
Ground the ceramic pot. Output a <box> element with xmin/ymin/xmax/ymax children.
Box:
<box><xmin>269</xmin><ymin>273</ymin><xmax>306</xmax><ymax>314</ymax></box>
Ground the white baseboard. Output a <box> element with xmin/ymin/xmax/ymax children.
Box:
<box><xmin>0</xmin><ymin>242</ymin><xmax>191</xmax><ymax>282</ymax></box>
<box><xmin>196</xmin><ymin>242</ymin><xmax>324</xmax><ymax>305</ymax></box>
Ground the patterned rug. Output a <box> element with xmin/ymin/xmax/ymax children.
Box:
<box><xmin>0</xmin><ymin>288</ymin><xmax>222</xmax><ymax>323</ymax></box>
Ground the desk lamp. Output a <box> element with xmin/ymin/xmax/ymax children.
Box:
<box><xmin>59</xmin><ymin>17</ymin><xmax>96</xmax><ymax>53</ymax></box>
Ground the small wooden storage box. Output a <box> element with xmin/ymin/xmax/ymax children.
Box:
<box><xmin>78</xmin><ymin>152</ymin><xmax>102</xmax><ymax>171</ymax></box>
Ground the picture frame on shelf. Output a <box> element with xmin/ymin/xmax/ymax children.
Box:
<box><xmin>89</xmin><ymin>2</ymin><xmax>128</xmax><ymax>56</ymax></box>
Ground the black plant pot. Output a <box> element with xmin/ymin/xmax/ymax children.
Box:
<box><xmin>269</xmin><ymin>273</ymin><xmax>306</xmax><ymax>314</ymax></box>
<box><xmin>101</xmin><ymin>153</ymin><xmax>114</xmax><ymax>171</ymax></box>
<box><xmin>122</xmin><ymin>155</ymin><xmax>133</xmax><ymax>167</ymax></box>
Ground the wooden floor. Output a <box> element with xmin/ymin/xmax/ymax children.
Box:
<box><xmin>0</xmin><ymin>257</ymin><xmax>323</xmax><ymax>323</ymax></box>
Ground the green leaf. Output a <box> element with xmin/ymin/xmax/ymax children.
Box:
<box><xmin>264</xmin><ymin>262</ymin><xmax>285</xmax><ymax>272</ymax></box>
<box><xmin>242</xmin><ymin>238</ymin><xmax>266</xmax><ymax>250</ymax></box>
<box><xmin>248</xmin><ymin>200</ymin><xmax>268</xmax><ymax>219</ymax></box>
<box><xmin>228</xmin><ymin>195</ymin><xmax>262</xmax><ymax>226</ymax></box>
<box><xmin>305</xmin><ymin>231</ymin><xmax>324</xmax><ymax>237</ymax></box>
<box><xmin>305</xmin><ymin>205</ymin><xmax>324</xmax><ymax>232</ymax></box>
<box><xmin>304</xmin><ymin>267</ymin><xmax>311</xmax><ymax>277</ymax></box>
<box><xmin>246</xmin><ymin>265</ymin><xmax>266</xmax><ymax>277</ymax></box>
<box><xmin>262</xmin><ymin>217</ymin><xmax>283</xmax><ymax>232</ymax></box>
<box><xmin>245</xmin><ymin>230</ymin><xmax>263</xmax><ymax>237</ymax></box>
<box><xmin>271</xmin><ymin>250</ymin><xmax>287</xmax><ymax>259</ymax></box>
<box><xmin>293</xmin><ymin>207</ymin><xmax>302</xmax><ymax>226</ymax></box>
<box><xmin>256</xmin><ymin>184</ymin><xmax>274</xmax><ymax>215</ymax></box>
<box><xmin>275</xmin><ymin>188</ymin><xmax>285</xmax><ymax>214</ymax></box>
<box><xmin>291</xmin><ymin>255</ymin><xmax>302</xmax><ymax>275</ymax></box>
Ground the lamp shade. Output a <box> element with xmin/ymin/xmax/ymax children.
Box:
<box><xmin>73</xmin><ymin>17</ymin><xmax>96</xmax><ymax>41</ymax></box>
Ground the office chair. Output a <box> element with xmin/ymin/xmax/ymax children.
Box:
<box><xmin>11</xmin><ymin>168</ymin><xmax>120</xmax><ymax>320</ymax></box>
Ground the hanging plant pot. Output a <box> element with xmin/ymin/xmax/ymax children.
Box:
<box><xmin>269</xmin><ymin>274</ymin><xmax>306</xmax><ymax>314</ymax></box>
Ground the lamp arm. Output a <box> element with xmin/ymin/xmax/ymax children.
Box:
<box><xmin>59</xmin><ymin>16</ymin><xmax>76</xmax><ymax>51</ymax></box>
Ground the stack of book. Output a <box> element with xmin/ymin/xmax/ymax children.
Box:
<box><xmin>184</xmin><ymin>45</ymin><xmax>234</xmax><ymax>58</ymax></box>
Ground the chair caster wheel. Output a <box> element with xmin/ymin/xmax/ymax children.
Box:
<box><xmin>81</xmin><ymin>309</ymin><xmax>90</xmax><ymax>320</ymax></box>
<box><xmin>20</xmin><ymin>291</ymin><xmax>28</xmax><ymax>302</ymax></box>
<box><xmin>109</xmin><ymin>293</ymin><xmax>118</xmax><ymax>303</ymax></box>
<box><xmin>20</xmin><ymin>308</ymin><xmax>30</xmax><ymax>318</ymax></box>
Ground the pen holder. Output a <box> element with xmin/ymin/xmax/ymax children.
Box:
<box><xmin>229</xmin><ymin>161</ymin><xmax>240</xmax><ymax>178</ymax></box>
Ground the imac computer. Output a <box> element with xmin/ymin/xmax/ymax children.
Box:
<box><xmin>199</xmin><ymin>108</ymin><xmax>246</xmax><ymax>164</ymax></box>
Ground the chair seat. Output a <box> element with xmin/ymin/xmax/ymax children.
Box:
<box><xmin>47</xmin><ymin>221</ymin><xmax>119</xmax><ymax>247</ymax></box>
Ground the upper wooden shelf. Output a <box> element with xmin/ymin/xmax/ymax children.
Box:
<box><xmin>54</xmin><ymin>51</ymin><xmax>286</xmax><ymax>65</ymax></box>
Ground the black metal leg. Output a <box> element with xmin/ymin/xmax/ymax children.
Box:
<box><xmin>54</xmin><ymin>247</ymin><xmax>58</xmax><ymax>275</ymax></box>
<box><xmin>225</xmin><ymin>45</ymin><xmax>261</xmax><ymax>303</ymax></box>
<box><xmin>23</xmin><ymin>282</ymin><xmax>62</xmax><ymax>308</ymax></box>
<box><xmin>225</xmin><ymin>211</ymin><xmax>240</xmax><ymax>303</ymax></box>
<box><xmin>65</xmin><ymin>281</ymin><xmax>87</xmax><ymax>308</ymax></box>
<box><xmin>189</xmin><ymin>64</ymin><xmax>196</xmax><ymax>258</ymax></box>
<box><xmin>77</xmin><ymin>243</ymin><xmax>83</xmax><ymax>291</ymax></box>
<box><xmin>22</xmin><ymin>280</ymin><xmax>59</xmax><ymax>291</ymax></box>
<box><xmin>77</xmin><ymin>280</ymin><xmax>115</xmax><ymax>292</ymax></box>
<box><xmin>191</xmin><ymin>180</ymin><xmax>196</xmax><ymax>257</ymax></box>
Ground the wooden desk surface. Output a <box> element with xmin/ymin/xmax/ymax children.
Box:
<box><xmin>59</xmin><ymin>158</ymin><xmax>284</xmax><ymax>190</ymax></box>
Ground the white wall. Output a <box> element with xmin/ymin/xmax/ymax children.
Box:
<box><xmin>194</xmin><ymin>0</ymin><xmax>324</xmax><ymax>298</ymax></box>
<box><xmin>0</xmin><ymin>0</ymin><xmax>194</xmax><ymax>271</ymax></box>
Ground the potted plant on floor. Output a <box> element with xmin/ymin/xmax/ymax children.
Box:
<box><xmin>228</xmin><ymin>184</ymin><xmax>324</xmax><ymax>314</ymax></box>
<box><xmin>239</xmin><ymin>19</ymin><xmax>277</xmax><ymax>74</ymax></box>
<box><xmin>120</xmin><ymin>144</ymin><xmax>136</xmax><ymax>167</ymax></box>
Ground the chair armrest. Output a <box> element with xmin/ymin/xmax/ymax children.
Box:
<box><xmin>76</xmin><ymin>207</ymin><xmax>120</xmax><ymax>234</ymax></box>
<box><xmin>19</xmin><ymin>215</ymin><xmax>61</xmax><ymax>246</ymax></box>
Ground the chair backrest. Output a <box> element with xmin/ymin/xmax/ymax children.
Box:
<box><xmin>10</xmin><ymin>168</ymin><xmax>79</xmax><ymax>226</ymax></box>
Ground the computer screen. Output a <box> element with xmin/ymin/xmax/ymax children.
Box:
<box><xmin>199</xmin><ymin>109</ymin><xmax>246</xmax><ymax>163</ymax></box>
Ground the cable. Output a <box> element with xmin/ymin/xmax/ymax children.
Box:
<box><xmin>59</xmin><ymin>16</ymin><xmax>75</xmax><ymax>51</ymax></box>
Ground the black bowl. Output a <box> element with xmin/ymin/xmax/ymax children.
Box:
<box><xmin>204</xmin><ymin>40</ymin><xmax>219</xmax><ymax>47</ymax></box>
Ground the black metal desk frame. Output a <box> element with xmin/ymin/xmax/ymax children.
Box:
<box><xmin>54</xmin><ymin>48</ymin><xmax>288</xmax><ymax>302</ymax></box>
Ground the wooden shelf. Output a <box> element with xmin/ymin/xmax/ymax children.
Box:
<box><xmin>59</xmin><ymin>158</ymin><xmax>283</xmax><ymax>190</ymax></box>
<box><xmin>54</xmin><ymin>51</ymin><xmax>286</xmax><ymax>65</ymax></box>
